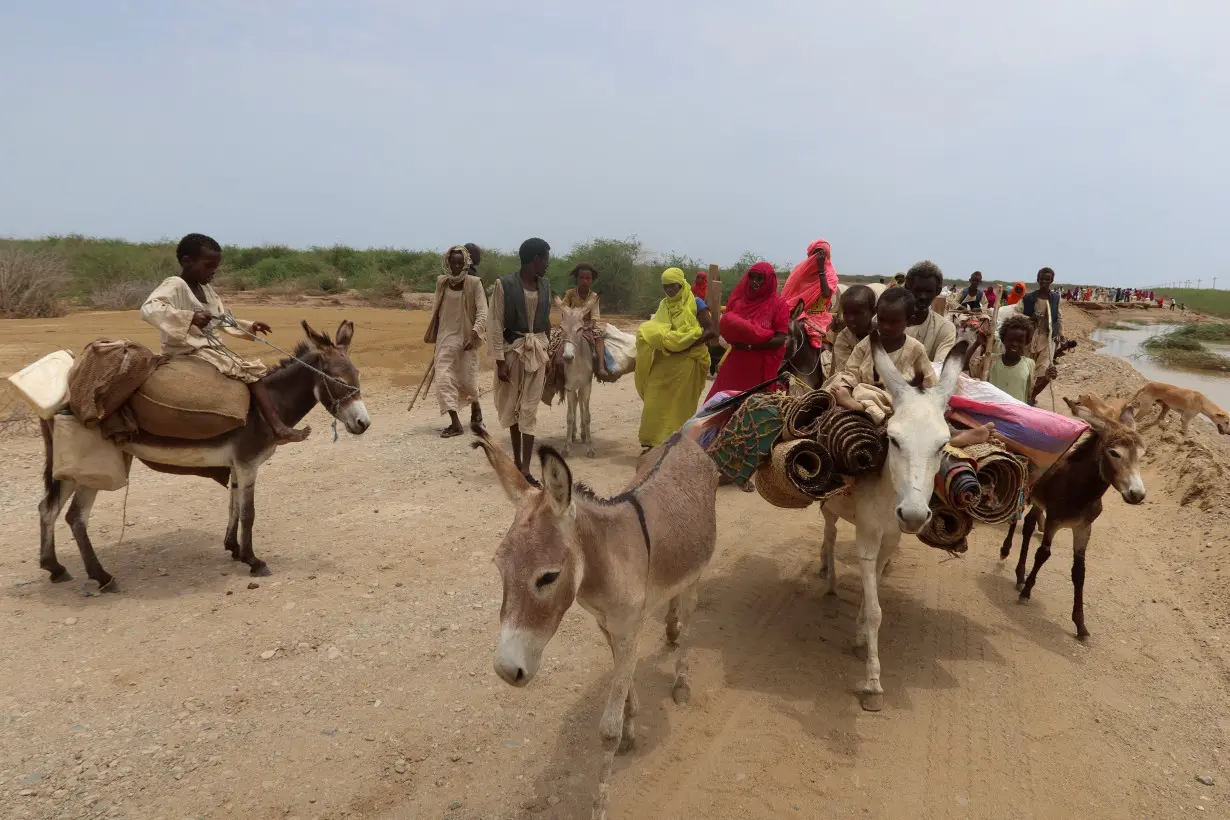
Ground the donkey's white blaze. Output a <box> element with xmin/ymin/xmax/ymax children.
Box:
<box><xmin>337</xmin><ymin>399</ymin><xmax>371</xmax><ymax>434</ymax></box>
<box><xmin>562</xmin><ymin>341</ymin><xmax>576</xmax><ymax>362</ymax></box>
<box><xmin>493</xmin><ymin>625</ymin><xmax>547</xmax><ymax>687</ymax></box>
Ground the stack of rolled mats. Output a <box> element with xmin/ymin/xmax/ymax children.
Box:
<box><xmin>961</xmin><ymin>442</ymin><xmax>1029</xmax><ymax>524</ymax></box>
<box><xmin>919</xmin><ymin>447</ymin><xmax>981</xmax><ymax>551</ymax></box>
<box><xmin>754</xmin><ymin>389</ymin><xmax>887</xmax><ymax>509</ymax></box>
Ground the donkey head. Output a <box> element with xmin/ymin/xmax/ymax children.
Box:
<box><xmin>874</xmin><ymin>340</ymin><xmax>967</xmax><ymax>533</ymax></box>
<box><xmin>1066</xmin><ymin>397</ymin><xmax>1146</xmax><ymax>504</ymax></box>
<box><xmin>301</xmin><ymin>320</ymin><xmax>370</xmax><ymax>434</ymax></box>
<box><xmin>782</xmin><ymin>300</ymin><xmax>825</xmax><ymax>390</ymax></box>
<box><xmin>553</xmin><ymin>295</ymin><xmax>597</xmax><ymax>365</ymax></box>
<box><xmin>473</xmin><ymin>436</ymin><xmax>581</xmax><ymax>688</ymax></box>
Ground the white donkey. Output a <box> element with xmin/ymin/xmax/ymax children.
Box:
<box><xmin>819</xmin><ymin>340</ymin><xmax>968</xmax><ymax>711</ymax></box>
<box><xmin>554</xmin><ymin>294</ymin><xmax>599</xmax><ymax>457</ymax></box>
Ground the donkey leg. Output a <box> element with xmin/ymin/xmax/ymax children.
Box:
<box><xmin>599</xmin><ymin>620</ymin><xmax>641</xmax><ymax>754</ymax></box>
<box><xmin>855</xmin><ymin>530</ymin><xmax>885</xmax><ymax>711</ymax></box>
<box><xmin>1019</xmin><ymin>520</ymin><xmax>1056</xmax><ymax>601</ymax></box>
<box><xmin>223</xmin><ymin>473</ymin><xmax>241</xmax><ymax>559</ymax></box>
<box><xmin>1000</xmin><ymin>517</ymin><xmax>1019</xmax><ymax>560</ymax></box>
<box><xmin>665</xmin><ymin>596</ymin><xmax>682</xmax><ymax>645</ymax></box>
<box><xmin>1015</xmin><ymin>507</ymin><xmax>1040</xmax><ymax>589</ymax></box>
<box><xmin>65</xmin><ymin>488</ymin><xmax>115</xmax><ymax>591</ymax></box>
<box><xmin>39</xmin><ymin>479</ymin><xmax>75</xmax><ymax>582</ymax></box>
<box><xmin>670</xmin><ymin>581</ymin><xmax>700</xmax><ymax>706</ymax></box>
<box><xmin>234</xmin><ymin>473</ymin><xmax>269</xmax><ymax>576</ymax></box>
<box><xmin>582</xmin><ymin>381</ymin><xmax>595</xmax><ymax>458</ymax></box>
<box><xmin>1071</xmin><ymin>524</ymin><xmax>1092</xmax><ymax>639</ymax></box>
<box><xmin>820</xmin><ymin>507</ymin><xmax>838</xmax><ymax>593</ymax></box>
<box><xmin>562</xmin><ymin>390</ymin><xmax>576</xmax><ymax>457</ymax></box>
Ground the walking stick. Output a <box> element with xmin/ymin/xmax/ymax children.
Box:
<box><xmin>979</xmin><ymin>285</ymin><xmax>1005</xmax><ymax>381</ymax></box>
<box><xmin>406</xmin><ymin>361</ymin><xmax>436</xmax><ymax>412</ymax></box>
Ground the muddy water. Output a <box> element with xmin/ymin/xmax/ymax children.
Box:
<box><xmin>1091</xmin><ymin>322</ymin><xmax>1230</xmax><ymax>407</ymax></box>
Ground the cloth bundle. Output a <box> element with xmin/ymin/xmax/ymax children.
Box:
<box><xmin>67</xmin><ymin>339</ymin><xmax>167</xmax><ymax>441</ymax></box>
<box><xmin>705</xmin><ymin>392</ymin><xmax>792</xmax><ymax>486</ymax></box>
<box><xmin>961</xmin><ymin>442</ymin><xmax>1029</xmax><ymax>524</ymax></box>
<box><xmin>917</xmin><ymin>497</ymin><xmax>973</xmax><ymax>552</ymax></box>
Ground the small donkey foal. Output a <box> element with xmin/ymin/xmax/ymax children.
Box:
<box><xmin>474</xmin><ymin>432</ymin><xmax>719</xmax><ymax>753</ymax></box>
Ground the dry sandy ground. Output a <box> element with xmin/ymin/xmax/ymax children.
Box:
<box><xmin>2</xmin><ymin>303</ymin><xmax>1230</xmax><ymax>820</ymax></box>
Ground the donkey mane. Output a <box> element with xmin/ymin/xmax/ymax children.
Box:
<box><xmin>571</xmin><ymin>433</ymin><xmax>681</xmax><ymax>507</ymax></box>
<box><xmin>264</xmin><ymin>342</ymin><xmax>320</xmax><ymax>377</ymax></box>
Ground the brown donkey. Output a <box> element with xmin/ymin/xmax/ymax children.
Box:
<box><xmin>38</xmin><ymin>321</ymin><xmax>370</xmax><ymax>590</ymax></box>
<box><xmin>474</xmin><ymin>432</ymin><xmax>719</xmax><ymax>755</ymax></box>
<box><xmin>1000</xmin><ymin>396</ymin><xmax>1145</xmax><ymax>639</ymax></box>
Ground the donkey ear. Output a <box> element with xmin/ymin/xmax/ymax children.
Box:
<box><xmin>334</xmin><ymin>320</ymin><xmax>354</xmax><ymax>351</ymax></box>
<box><xmin>472</xmin><ymin>434</ymin><xmax>531</xmax><ymax>503</ymax></box>
<box><xmin>539</xmin><ymin>446</ymin><xmax>573</xmax><ymax>518</ymax></box>
<box><xmin>789</xmin><ymin>299</ymin><xmax>806</xmax><ymax>322</ymax></box>
<box><xmin>932</xmin><ymin>340</ymin><xmax>968</xmax><ymax>406</ymax></box>
<box><xmin>301</xmin><ymin>320</ymin><xmax>333</xmax><ymax>350</ymax></box>
<box><xmin>1117</xmin><ymin>403</ymin><xmax>1137</xmax><ymax>429</ymax></box>
<box><xmin>553</xmin><ymin>295</ymin><xmax>565</xmax><ymax>309</ymax></box>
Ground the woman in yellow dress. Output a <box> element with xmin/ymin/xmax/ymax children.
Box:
<box><xmin>635</xmin><ymin>268</ymin><xmax>712</xmax><ymax>450</ymax></box>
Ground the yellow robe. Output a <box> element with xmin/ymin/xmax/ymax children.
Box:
<box><xmin>636</xmin><ymin>269</ymin><xmax>711</xmax><ymax>447</ymax></box>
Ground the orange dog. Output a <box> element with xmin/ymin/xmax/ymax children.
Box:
<box><xmin>1129</xmin><ymin>382</ymin><xmax>1230</xmax><ymax>436</ymax></box>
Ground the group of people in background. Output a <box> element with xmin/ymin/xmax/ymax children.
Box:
<box><xmin>419</xmin><ymin>235</ymin><xmax>1076</xmax><ymax>482</ymax></box>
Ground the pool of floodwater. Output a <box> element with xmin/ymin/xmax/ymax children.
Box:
<box><xmin>1090</xmin><ymin>323</ymin><xmax>1230</xmax><ymax>408</ymax></box>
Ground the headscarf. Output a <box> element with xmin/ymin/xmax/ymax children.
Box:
<box><xmin>692</xmin><ymin>271</ymin><xmax>708</xmax><ymax>300</ymax></box>
<box><xmin>442</xmin><ymin>245</ymin><xmax>473</xmax><ymax>285</ymax></box>
<box><xmin>781</xmin><ymin>239</ymin><xmax>838</xmax><ymax>312</ymax></box>
<box><xmin>725</xmin><ymin>262</ymin><xmax>787</xmax><ymax>331</ymax></box>
<box><xmin>637</xmin><ymin>268</ymin><xmax>704</xmax><ymax>353</ymax></box>
<box><xmin>1005</xmin><ymin>282</ymin><xmax>1027</xmax><ymax>306</ymax></box>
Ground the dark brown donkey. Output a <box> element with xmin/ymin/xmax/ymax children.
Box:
<box><xmin>38</xmin><ymin>320</ymin><xmax>370</xmax><ymax>590</ymax></box>
<box><xmin>780</xmin><ymin>300</ymin><xmax>826</xmax><ymax>390</ymax></box>
<box><xmin>1000</xmin><ymin>397</ymin><xmax>1145</xmax><ymax>639</ymax></box>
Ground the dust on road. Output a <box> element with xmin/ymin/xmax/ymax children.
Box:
<box><xmin>1</xmin><ymin>304</ymin><xmax>1228</xmax><ymax>819</ymax></box>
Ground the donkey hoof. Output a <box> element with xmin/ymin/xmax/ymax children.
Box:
<box><xmin>859</xmin><ymin>693</ymin><xmax>884</xmax><ymax>712</ymax></box>
<box><xmin>49</xmin><ymin>568</ymin><xmax>73</xmax><ymax>583</ymax></box>
<box><xmin>249</xmin><ymin>563</ymin><xmax>272</xmax><ymax>577</ymax></box>
<box><xmin>1014</xmin><ymin>581</ymin><xmax>1025</xmax><ymax>592</ymax></box>
<box><xmin>1075</xmin><ymin>627</ymin><xmax>1090</xmax><ymax>641</ymax></box>
<box><xmin>999</xmin><ymin>548</ymin><xmax>1011</xmax><ymax>560</ymax></box>
<box><xmin>672</xmin><ymin>683</ymin><xmax>691</xmax><ymax>706</ymax></box>
<box><xmin>616</xmin><ymin>733</ymin><xmax>636</xmax><ymax>756</ymax></box>
<box><xmin>98</xmin><ymin>577</ymin><xmax>120</xmax><ymax>594</ymax></box>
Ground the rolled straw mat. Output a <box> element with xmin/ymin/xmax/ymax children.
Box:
<box><xmin>918</xmin><ymin>497</ymin><xmax>973</xmax><ymax>552</ymax></box>
<box><xmin>935</xmin><ymin>448</ymin><xmax>981</xmax><ymax>510</ymax></box>
<box><xmin>822</xmin><ymin>408</ymin><xmax>888</xmax><ymax>477</ymax></box>
<box><xmin>772</xmin><ymin>437</ymin><xmax>844</xmax><ymax>499</ymax></box>
<box><xmin>754</xmin><ymin>461</ymin><xmax>812</xmax><ymax>509</ymax></box>
<box><xmin>782</xmin><ymin>389</ymin><xmax>834</xmax><ymax>439</ymax></box>
<box><xmin>962</xmin><ymin>442</ymin><xmax>1029</xmax><ymax>524</ymax></box>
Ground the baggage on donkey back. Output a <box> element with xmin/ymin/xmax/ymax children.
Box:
<box><xmin>128</xmin><ymin>355</ymin><xmax>251</xmax><ymax>440</ymax></box>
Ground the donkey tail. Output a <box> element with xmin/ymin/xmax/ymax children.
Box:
<box><xmin>39</xmin><ymin>418</ymin><xmax>54</xmax><ymax>495</ymax></box>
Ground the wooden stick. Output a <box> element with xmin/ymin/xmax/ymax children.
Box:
<box><xmin>979</xmin><ymin>285</ymin><xmax>1005</xmax><ymax>381</ymax></box>
<box><xmin>406</xmin><ymin>361</ymin><xmax>436</xmax><ymax>412</ymax></box>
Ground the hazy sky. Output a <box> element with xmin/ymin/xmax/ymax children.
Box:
<box><xmin>2</xmin><ymin>1</ymin><xmax>1227</xmax><ymax>285</ymax></box>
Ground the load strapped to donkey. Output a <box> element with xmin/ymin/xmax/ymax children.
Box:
<box><xmin>682</xmin><ymin>356</ymin><xmax>1088</xmax><ymax>553</ymax></box>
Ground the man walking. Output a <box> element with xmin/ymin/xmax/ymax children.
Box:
<box><xmin>425</xmin><ymin>245</ymin><xmax>488</xmax><ymax>437</ymax></box>
<box><xmin>1021</xmin><ymin>266</ymin><xmax>1064</xmax><ymax>371</ymax></box>
<box><xmin>488</xmin><ymin>238</ymin><xmax>553</xmax><ymax>484</ymax></box>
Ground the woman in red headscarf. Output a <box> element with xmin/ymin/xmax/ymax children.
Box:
<box><xmin>706</xmin><ymin>262</ymin><xmax>790</xmax><ymax>401</ymax></box>
<box><xmin>692</xmin><ymin>271</ymin><xmax>708</xmax><ymax>301</ymax></box>
<box><xmin>780</xmin><ymin>239</ymin><xmax>838</xmax><ymax>348</ymax></box>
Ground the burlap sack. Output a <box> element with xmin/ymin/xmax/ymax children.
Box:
<box><xmin>128</xmin><ymin>356</ymin><xmax>251</xmax><ymax>440</ymax></box>
<box><xmin>52</xmin><ymin>413</ymin><xmax>130</xmax><ymax>491</ymax></box>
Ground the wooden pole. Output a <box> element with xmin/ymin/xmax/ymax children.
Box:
<box><xmin>406</xmin><ymin>361</ymin><xmax>436</xmax><ymax>412</ymax></box>
<box><xmin>707</xmin><ymin>263</ymin><xmax>722</xmax><ymax>311</ymax></box>
<box><xmin>979</xmin><ymin>285</ymin><xmax>1005</xmax><ymax>381</ymax></box>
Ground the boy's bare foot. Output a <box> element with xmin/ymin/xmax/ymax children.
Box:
<box><xmin>950</xmin><ymin>422</ymin><xmax>995</xmax><ymax>449</ymax></box>
<box><xmin>275</xmin><ymin>425</ymin><xmax>311</xmax><ymax>444</ymax></box>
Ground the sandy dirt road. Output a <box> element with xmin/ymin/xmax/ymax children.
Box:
<box><xmin>1</xmin><ymin>304</ymin><xmax>1228</xmax><ymax>819</ymax></box>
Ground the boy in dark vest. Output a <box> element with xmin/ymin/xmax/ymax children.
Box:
<box><xmin>487</xmin><ymin>237</ymin><xmax>553</xmax><ymax>484</ymax></box>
